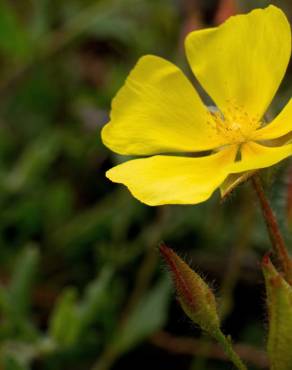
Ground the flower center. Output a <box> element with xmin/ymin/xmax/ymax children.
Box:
<box><xmin>208</xmin><ymin>104</ymin><xmax>261</xmax><ymax>144</ymax></box>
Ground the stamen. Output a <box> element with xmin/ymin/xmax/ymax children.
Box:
<box><xmin>208</xmin><ymin>102</ymin><xmax>261</xmax><ymax>145</ymax></box>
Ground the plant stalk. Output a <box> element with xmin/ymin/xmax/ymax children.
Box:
<box><xmin>251</xmin><ymin>174</ymin><xmax>292</xmax><ymax>284</ymax></box>
<box><xmin>214</xmin><ymin>329</ymin><xmax>248</xmax><ymax>370</ymax></box>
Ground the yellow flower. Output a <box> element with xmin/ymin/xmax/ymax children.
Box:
<box><xmin>102</xmin><ymin>6</ymin><xmax>292</xmax><ymax>206</ymax></box>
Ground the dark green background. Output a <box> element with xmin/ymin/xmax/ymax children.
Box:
<box><xmin>0</xmin><ymin>1</ymin><xmax>291</xmax><ymax>369</ymax></box>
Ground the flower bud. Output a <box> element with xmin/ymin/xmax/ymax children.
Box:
<box><xmin>262</xmin><ymin>254</ymin><xmax>292</xmax><ymax>370</ymax></box>
<box><xmin>159</xmin><ymin>243</ymin><xmax>220</xmax><ymax>335</ymax></box>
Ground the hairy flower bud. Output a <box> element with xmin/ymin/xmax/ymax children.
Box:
<box><xmin>159</xmin><ymin>243</ymin><xmax>220</xmax><ymax>335</ymax></box>
<box><xmin>262</xmin><ymin>254</ymin><xmax>292</xmax><ymax>370</ymax></box>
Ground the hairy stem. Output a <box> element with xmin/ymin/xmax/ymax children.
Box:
<box><xmin>214</xmin><ymin>329</ymin><xmax>248</xmax><ymax>370</ymax></box>
<box><xmin>251</xmin><ymin>174</ymin><xmax>292</xmax><ymax>284</ymax></box>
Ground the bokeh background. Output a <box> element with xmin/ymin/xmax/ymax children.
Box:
<box><xmin>0</xmin><ymin>0</ymin><xmax>292</xmax><ymax>369</ymax></box>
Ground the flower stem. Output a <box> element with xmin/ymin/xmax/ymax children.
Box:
<box><xmin>214</xmin><ymin>329</ymin><xmax>248</xmax><ymax>370</ymax></box>
<box><xmin>251</xmin><ymin>174</ymin><xmax>292</xmax><ymax>284</ymax></box>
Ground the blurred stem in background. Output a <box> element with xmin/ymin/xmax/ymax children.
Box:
<box><xmin>152</xmin><ymin>330</ymin><xmax>268</xmax><ymax>368</ymax></box>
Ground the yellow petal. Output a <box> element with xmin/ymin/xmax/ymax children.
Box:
<box><xmin>106</xmin><ymin>145</ymin><xmax>237</xmax><ymax>205</ymax></box>
<box><xmin>185</xmin><ymin>6</ymin><xmax>291</xmax><ymax>120</ymax></box>
<box><xmin>230</xmin><ymin>142</ymin><xmax>292</xmax><ymax>174</ymax></box>
<box><xmin>253</xmin><ymin>99</ymin><xmax>292</xmax><ymax>140</ymax></box>
<box><xmin>102</xmin><ymin>55</ymin><xmax>225</xmax><ymax>155</ymax></box>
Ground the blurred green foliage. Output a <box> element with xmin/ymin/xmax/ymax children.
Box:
<box><xmin>0</xmin><ymin>0</ymin><xmax>291</xmax><ymax>369</ymax></box>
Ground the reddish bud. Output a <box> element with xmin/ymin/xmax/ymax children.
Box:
<box><xmin>159</xmin><ymin>243</ymin><xmax>220</xmax><ymax>334</ymax></box>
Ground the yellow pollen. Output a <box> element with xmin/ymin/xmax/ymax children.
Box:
<box><xmin>208</xmin><ymin>104</ymin><xmax>261</xmax><ymax>144</ymax></box>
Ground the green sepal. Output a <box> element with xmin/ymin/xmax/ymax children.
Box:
<box><xmin>220</xmin><ymin>171</ymin><xmax>256</xmax><ymax>200</ymax></box>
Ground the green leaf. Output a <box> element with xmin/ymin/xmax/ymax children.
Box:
<box><xmin>0</xmin><ymin>0</ymin><xmax>31</xmax><ymax>60</ymax></box>
<box><xmin>49</xmin><ymin>267</ymin><xmax>114</xmax><ymax>346</ymax></box>
<box><xmin>4</xmin><ymin>132</ymin><xmax>61</xmax><ymax>193</ymax></box>
<box><xmin>0</xmin><ymin>247</ymin><xmax>40</xmax><ymax>341</ymax></box>
<box><xmin>77</xmin><ymin>267</ymin><xmax>113</xmax><ymax>332</ymax></box>
<box><xmin>8</xmin><ymin>246</ymin><xmax>39</xmax><ymax>319</ymax></box>
<box><xmin>114</xmin><ymin>275</ymin><xmax>171</xmax><ymax>353</ymax></box>
<box><xmin>2</xmin><ymin>355</ymin><xmax>29</xmax><ymax>370</ymax></box>
<box><xmin>48</xmin><ymin>288</ymin><xmax>79</xmax><ymax>347</ymax></box>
